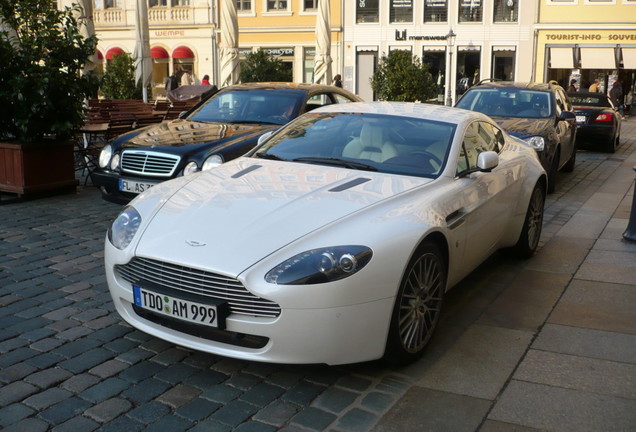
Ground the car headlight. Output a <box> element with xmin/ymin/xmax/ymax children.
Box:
<box><xmin>108</xmin><ymin>206</ymin><xmax>142</xmax><ymax>250</ymax></box>
<box><xmin>99</xmin><ymin>144</ymin><xmax>113</xmax><ymax>168</ymax></box>
<box><xmin>524</xmin><ymin>136</ymin><xmax>545</xmax><ymax>151</ymax></box>
<box><xmin>265</xmin><ymin>246</ymin><xmax>372</xmax><ymax>285</ymax></box>
<box><xmin>202</xmin><ymin>154</ymin><xmax>223</xmax><ymax>171</ymax></box>
<box><xmin>110</xmin><ymin>153</ymin><xmax>120</xmax><ymax>170</ymax></box>
<box><xmin>183</xmin><ymin>161</ymin><xmax>199</xmax><ymax>176</ymax></box>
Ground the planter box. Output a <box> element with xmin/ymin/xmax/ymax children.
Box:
<box><xmin>0</xmin><ymin>140</ymin><xmax>78</xmax><ymax>196</ymax></box>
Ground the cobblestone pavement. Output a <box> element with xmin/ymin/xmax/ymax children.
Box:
<box><xmin>1</xmin><ymin>118</ymin><xmax>635</xmax><ymax>431</ymax></box>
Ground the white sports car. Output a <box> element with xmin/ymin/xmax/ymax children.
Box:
<box><xmin>105</xmin><ymin>102</ymin><xmax>547</xmax><ymax>366</ymax></box>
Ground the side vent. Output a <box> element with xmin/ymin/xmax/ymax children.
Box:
<box><xmin>231</xmin><ymin>165</ymin><xmax>262</xmax><ymax>178</ymax></box>
<box><xmin>329</xmin><ymin>178</ymin><xmax>371</xmax><ymax>192</ymax></box>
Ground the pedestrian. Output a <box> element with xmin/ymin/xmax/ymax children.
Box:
<box><xmin>201</xmin><ymin>74</ymin><xmax>211</xmax><ymax>85</ymax></box>
<box><xmin>164</xmin><ymin>71</ymin><xmax>179</xmax><ymax>92</ymax></box>
<box><xmin>181</xmin><ymin>69</ymin><xmax>194</xmax><ymax>86</ymax></box>
<box><xmin>333</xmin><ymin>74</ymin><xmax>342</xmax><ymax>88</ymax></box>
<box><xmin>588</xmin><ymin>79</ymin><xmax>599</xmax><ymax>93</ymax></box>
<box><xmin>609</xmin><ymin>80</ymin><xmax>625</xmax><ymax>119</ymax></box>
<box><xmin>567</xmin><ymin>79</ymin><xmax>577</xmax><ymax>92</ymax></box>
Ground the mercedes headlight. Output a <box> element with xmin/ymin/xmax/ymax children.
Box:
<box><xmin>108</xmin><ymin>206</ymin><xmax>142</xmax><ymax>250</ymax></box>
<box><xmin>183</xmin><ymin>161</ymin><xmax>199</xmax><ymax>176</ymax></box>
<box><xmin>265</xmin><ymin>246</ymin><xmax>372</xmax><ymax>285</ymax></box>
<box><xmin>99</xmin><ymin>144</ymin><xmax>113</xmax><ymax>168</ymax></box>
<box><xmin>202</xmin><ymin>154</ymin><xmax>223</xmax><ymax>171</ymax></box>
<box><xmin>524</xmin><ymin>136</ymin><xmax>545</xmax><ymax>151</ymax></box>
<box><xmin>110</xmin><ymin>153</ymin><xmax>120</xmax><ymax>170</ymax></box>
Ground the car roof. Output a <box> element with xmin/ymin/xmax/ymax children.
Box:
<box><xmin>220</xmin><ymin>82</ymin><xmax>349</xmax><ymax>93</ymax></box>
<box><xmin>312</xmin><ymin>101</ymin><xmax>488</xmax><ymax>125</ymax></box>
<box><xmin>467</xmin><ymin>80</ymin><xmax>560</xmax><ymax>93</ymax></box>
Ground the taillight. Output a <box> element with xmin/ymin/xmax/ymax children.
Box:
<box><xmin>594</xmin><ymin>113</ymin><xmax>613</xmax><ymax>122</ymax></box>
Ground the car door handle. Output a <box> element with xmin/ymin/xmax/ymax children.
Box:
<box><xmin>446</xmin><ymin>209</ymin><xmax>465</xmax><ymax>230</ymax></box>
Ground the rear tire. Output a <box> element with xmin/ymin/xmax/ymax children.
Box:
<box><xmin>383</xmin><ymin>242</ymin><xmax>446</xmax><ymax>366</ymax></box>
<box><xmin>511</xmin><ymin>182</ymin><xmax>545</xmax><ymax>258</ymax></box>
<box><xmin>603</xmin><ymin>133</ymin><xmax>618</xmax><ymax>153</ymax></box>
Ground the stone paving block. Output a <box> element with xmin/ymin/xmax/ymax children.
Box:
<box><xmin>479</xmin><ymin>419</ymin><xmax>542</xmax><ymax>432</ymax></box>
<box><xmin>360</xmin><ymin>391</ymin><xmax>397</xmax><ymax>413</ymax></box>
<box><xmin>0</xmin><ymin>362</ymin><xmax>38</xmax><ymax>383</ymax></box>
<box><xmin>143</xmin><ymin>414</ymin><xmax>193</xmax><ymax>432</ymax></box>
<box><xmin>121</xmin><ymin>378</ymin><xmax>172</xmax><ymax>404</ymax></box>
<box><xmin>59</xmin><ymin>347</ymin><xmax>115</xmax><ymax>374</ymax></box>
<box><xmin>184</xmin><ymin>369</ymin><xmax>231</xmax><ymax>389</ymax></box>
<box><xmin>25</xmin><ymin>367</ymin><xmax>73</xmax><ymax>389</ymax></box>
<box><xmin>51</xmin><ymin>337</ymin><xmax>101</xmax><ymax>358</ymax></box>
<box><xmin>312</xmin><ymin>387</ymin><xmax>360</xmax><ymax>414</ymax></box>
<box><xmin>289</xmin><ymin>406</ymin><xmax>337</xmax><ymax>431</ymax></box>
<box><xmin>0</xmin><ymin>381</ymin><xmax>39</xmax><ymax>407</ymax></box>
<box><xmin>116</xmin><ymin>347</ymin><xmax>154</xmax><ymax>365</ymax></box>
<box><xmin>151</xmin><ymin>346</ymin><xmax>190</xmax><ymax>365</ymax></box>
<box><xmin>60</xmin><ymin>373</ymin><xmax>100</xmax><ymax>393</ymax></box>
<box><xmin>0</xmin><ymin>337</ymin><xmax>28</xmax><ymax>353</ymax></box>
<box><xmin>30</xmin><ymin>337</ymin><xmax>65</xmax><ymax>352</ymax></box>
<box><xmin>79</xmin><ymin>377</ymin><xmax>130</xmax><ymax>404</ymax></box>
<box><xmin>88</xmin><ymin>324</ymin><xmax>132</xmax><ymax>343</ymax></box>
<box><xmin>56</xmin><ymin>325</ymin><xmax>93</xmax><ymax>341</ymax></box>
<box><xmin>0</xmin><ymin>347</ymin><xmax>40</xmax><ymax>368</ymax></box>
<box><xmin>84</xmin><ymin>397</ymin><xmax>133</xmax><ymax>423</ymax></box>
<box><xmin>38</xmin><ymin>396</ymin><xmax>92</xmax><ymax>426</ymax></box>
<box><xmin>374</xmin><ymin>387</ymin><xmax>491</xmax><ymax>432</ymax></box>
<box><xmin>335</xmin><ymin>375</ymin><xmax>373</xmax><ymax>392</ymax></box>
<box><xmin>281</xmin><ymin>380</ymin><xmax>325</xmax><ymax>406</ymax></box>
<box><xmin>334</xmin><ymin>408</ymin><xmax>379</xmax><ymax>432</ymax></box>
<box><xmin>201</xmin><ymin>384</ymin><xmax>243</xmax><ymax>404</ymax></box>
<box><xmin>103</xmin><ymin>337</ymin><xmax>139</xmax><ymax>354</ymax></box>
<box><xmin>0</xmin><ymin>403</ymin><xmax>35</xmax><ymax>427</ymax></box>
<box><xmin>252</xmin><ymin>400</ymin><xmax>301</xmax><ymax>427</ymax></box>
<box><xmin>176</xmin><ymin>397</ymin><xmax>222</xmax><ymax>421</ymax></box>
<box><xmin>1</xmin><ymin>417</ymin><xmax>49</xmax><ymax>432</ymax></box>
<box><xmin>240</xmin><ymin>383</ymin><xmax>286</xmax><ymax>408</ymax></box>
<box><xmin>21</xmin><ymin>327</ymin><xmax>55</xmax><ymax>342</ymax></box>
<box><xmin>575</xmin><ymin>249</ymin><xmax>636</xmax><ymax>285</ymax></box>
<box><xmin>265</xmin><ymin>370</ymin><xmax>303</xmax><ymax>389</ymax></box>
<box><xmin>234</xmin><ymin>421</ymin><xmax>279</xmax><ymax>432</ymax></box>
<box><xmin>488</xmin><ymin>380</ymin><xmax>636</xmax><ymax>432</ymax></box>
<box><xmin>26</xmin><ymin>352</ymin><xmax>66</xmax><ymax>369</ymax></box>
<box><xmin>24</xmin><ymin>387</ymin><xmax>72</xmax><ymax>410</ymax></box>
<box><xmin>153</xmin><ymin>363</ymin><xmax>199</xmax><ymax>384</ymax></box>
<box><xmin>117</xmin><ymin>359</ymin><xmax>166</xmax><ymax>383</ymax></box>
<box><xmin>42</xmin><ymin>306</ymin><xmax>80</xmax><ymax>321</ymax></box>
<box><xmin>514</xmin><ymin>349</ymin><xmax>636</xmax><ymax>399</ymax></box>
<box><xmin>212</xmin><ymin>400</ymin><xmax>260</xmax><ymax>427</ymax></box>
<box><xmin>187</xmin><ymin>419</ymin><xmax>232</xmax><ymax>432</ymax></box>
<box><xmin>49</xmin><ymin>415</ymin><xmax>99</xmax><ymax>432</ymax></box>
<box><xmin>157</xmin><ymin>384</ymin><xmax>202</xmax><ymax>408</ymax></box>
<box><xmin>88</xmin><ymin>359</ymin><xmax>130</xmax><ymax>379</ymax></box>
<box><xmin>127</xmin><ymin>401</ymin><xmax>172</xmax><ymax>425</ymax></box>
<box><xmin>533</xmin><ymin>323</ymin><xmax>636</xmax><ymax>364</ymax></box>
<box><xmin>225</xmin><ymin>372</ymin><xmax>262</xmax><ymax>391</ymax></box>
<box><xmin>45</xmin><ymin>318</ymin><xmax>77</xmax><ymax>332</ymax></box>
<box><xmin>548</xmin><ymin>279</ymin><xmax>636</xmax><ymax>335</ymax></box>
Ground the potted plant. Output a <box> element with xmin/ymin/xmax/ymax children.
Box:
<box><xmin>0</xmin><ymin>0</ymin><xmax>98</xmax><ymax>196</ymax></box>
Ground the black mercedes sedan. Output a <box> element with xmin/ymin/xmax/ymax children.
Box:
<box><xmin>568</xmin><ymin>91</ymin><xmax>621</xmax><ymax>153</ymax></box>
<box><xmin>93</xmin><ymin>83</ymin><xmax>362</xmax><ymax>204</ymax></box>
<box><xmin>456</xmin><ymin>80</ymin><xmax>577</xmax><ymax>193</ymax></box>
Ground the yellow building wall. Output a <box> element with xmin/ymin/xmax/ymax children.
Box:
<box><xmin>539</xmin><ymin>1</ymin><xmax>636</xmax><ymax>24</ymax></box>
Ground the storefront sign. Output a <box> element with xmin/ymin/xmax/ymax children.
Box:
<box><xmin>154</xmin><ymin>30</ymin><xmax>186</xmax><ymax>37</ymax></box>
<box><xmin>545</xmin><ymin>33</ymin><xmax>636</xmax><ymax>42</ymax></box>
<box><xmin>265</xmin><ymin>47</ymin><xmax>294</xmax><ymax>57</ymax></box>
<box><xmin>395</xmin><ymin>29</ymin><xmax>447</xmax><ymax>42</ymax></box>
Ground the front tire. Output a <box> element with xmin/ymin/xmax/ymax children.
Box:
<box><xmin>383</xmin><ymin>242</ymin><xmax>446</xmax><ymax>366</ymax></box>
<box><xmin>510</xmin><ymin>182</ymin><xmax>545</xmax><ymax>258</ymax></box>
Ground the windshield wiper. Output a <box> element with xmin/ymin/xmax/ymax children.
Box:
<box><xmin>292</xmin><ymin>157</ymin><xmax>377</xmax><ymax>171</ymax></box>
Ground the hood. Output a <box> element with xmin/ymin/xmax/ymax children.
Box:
<box><xmin>118</xmin><ymin>119</ymin><xmax>274</xmax><ymax>152</ymax></box>
<box><xmin>135</xmin><ymin>159</ymin><xmax>430</xmax><ymax>275</ymax></box>
<box><xmin>491</xmin><ymin>117</ymin><xmax>553</xmax><ymax>139</ymax></box>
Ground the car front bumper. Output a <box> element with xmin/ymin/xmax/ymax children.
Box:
<box><xmin>92</xmin><ymin>169</ymin><xmax>161</xmax><ymax>205</ymax></box>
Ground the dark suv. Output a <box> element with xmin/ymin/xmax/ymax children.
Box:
<box><xmin>455</xmin><ymin>81</ymin><xmax>577</xmax><ymax>193</ymax></box>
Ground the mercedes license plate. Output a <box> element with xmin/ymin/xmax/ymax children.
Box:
<box><xmin>576</xmin><ymin>115</ymin><xmax>586</xmax><ymax>124</ymax></box>
<box><xmin>133</xmin><ymin>285</ymin><xmax>222</xmax><ymax>327</ymax></box>
<box><xmin>119</xmin><ymin>179</ymin><xmax>156</xmax><ymax>194</ymax></box>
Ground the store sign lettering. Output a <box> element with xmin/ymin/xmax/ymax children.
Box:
<box><xmin>396</xmin><ymin>29</ymin><xmax>448</xmax><ymax>42</ymax></box>
<box><xmin>155</xmin><ymin>30</ymin><xmax>185</xmax><ymax>37</ymax></box>
<box><xmin>546</xmin><ymin>33</ymin><xmax>636</xmax><ymax>41</ymax></box>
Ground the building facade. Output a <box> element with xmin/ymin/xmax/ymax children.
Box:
<box><xmin>535</xmin><ymin>0</ymin><xmax>636</xmax><ymax>101</ymax></box>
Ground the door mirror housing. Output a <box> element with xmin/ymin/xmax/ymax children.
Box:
<box><xmin>477</xmin><ymin>151</ymin><xmax>499</xmax><ymax>172</ymax></box>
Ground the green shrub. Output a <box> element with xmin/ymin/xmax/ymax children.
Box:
<box><xmin>240</xmin><ymin>49</ymin><xmax>291</xmax><ymax>83</ymax></box>
<box><xmin>371</xmin><ymin>50</ymin><xmax>437</xmax><ymax>102</ymax></box>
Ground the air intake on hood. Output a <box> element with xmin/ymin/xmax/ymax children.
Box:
<box><xmin>329</xmin><ymin>178</ymin><xmax>371</xmax><ymax>192</ymax></box>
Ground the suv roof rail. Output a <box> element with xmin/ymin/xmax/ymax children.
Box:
<box><xmin>548</xmin><ymin>80</ymin><xmax>560</xmax><ymax>87</ymax></box>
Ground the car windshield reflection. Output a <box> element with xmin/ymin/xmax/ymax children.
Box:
<box><xmin>187</xmin><ymin>89</ymin><xmax>301</xmax><ymax>125</ymax></box>
<box><xmin>254</xmin><ymin>112</ymin><xmax>456</xmax><ymax>178</ymax></box>
<box><xmin>457</xmin><ymin>88</ymin><xmax>553</xmax><ymax>119</ymax></box>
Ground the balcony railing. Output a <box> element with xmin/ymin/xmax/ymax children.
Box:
<box><xmin>94</xmin><ymin>6</ymin><xmax>194</xmax><ymax>28</ymax></box>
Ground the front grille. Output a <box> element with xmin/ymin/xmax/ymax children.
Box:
<box><xmin>116</xmin><ymin>257</ymin><xmax>281</xmax><ymax>318</ymax></box>
<box><xmin>121</xmin><ymin>150</ymin><xmax>180</xmax><ymax>177</ymax></box>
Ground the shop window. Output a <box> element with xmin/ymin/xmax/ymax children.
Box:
<box><xmin>492</xmin><ymin>50</ymin><xmax>515</xmax><ymax>81</ymax></box>
<box><xmin>267</xmin><ymin>0</ymin><xmax>287</xmax><ymax>10</ymax></box>
<box><xmin>424</xmin><ymin>0</ymin><xmax>448</xmax><ymax>22</ymax></box>
<box><xmin>236</xmin><ymin>0</ymin><xmax>252</xmax><ymax>10</ymax></box>
<box><xmin>357</xmin><ymin>0</ymin><xmax>379</xmax><ymax>23</ymax></box>
<box><xmin>493</xmin><ymin>0</ymin><xmax>518</xmax><ymax>22</ymax></box>
<box><xmin>390</xmin><ymin>0</ymin><xmax>413</xmax><ymax>23</ymax></box>
<box><xmin>103</xmin><ymin>0</ymin><xmax>119</xmax><ymax>8</ymax></box>
<box><xmin>459</xmin><ymin>0</ymin><xmax>482</xmax><ymax>22</ymax></box>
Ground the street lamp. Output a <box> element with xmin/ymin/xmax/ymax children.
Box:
<box><xmin>445</xmin><ymin>28</ymin><xmax>456</xmax><ymax>106</ymax></box>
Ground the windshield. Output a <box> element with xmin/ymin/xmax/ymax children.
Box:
<box><xmin>187</xmin><ymin>89</ymin><xmax>303</xmax><ymax>124</ymax></box>
<box><xmin>254</xmin><ymin>112</ymin><xmax>456</xmax><ymax>178</ymax></box>
<box><xmin>457</xmin><ymin>88</ymin><xmax>553</xmax><ymax>119</ymax></box>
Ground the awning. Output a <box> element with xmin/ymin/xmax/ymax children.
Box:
<box><xmin>423</xmin><ymin>46</ymin><xmax>447</xmax><ymax>52</ymax></box>
<box><xmin>151</xmin><ymin>46</ymin><xmax>169</xmax><ymax>59</ymax></box>
<box><xmin>97</xmin><ymin>50</ymin><xmax>103</xmax><ymax>60</ymax></box>
<box><xmin>356</xmin><ymin>46</ymin><xmax>378</xmax><ymax>52</ymax></box>
<box><xmin>549</xmin><ymin>47</ymin><xmax>574</xmax><ymax>69</ymax></box>
<box><xmin>580</xmin><ymin>47</ymin><xmax>616</xmax><ymax>69</ymax></box>
<box><xmin>622</xmin><ymin>48</ymin><xmax>636</xmax><ymax>69</ymax></box>
<box><xmin>106</xmin><ymin>47</ymin><xmax>124</xmax><ymax>59</ymax></box>
<box><xmin>492</xmin><ymin>46</ymin><xmax>516</xmax><ymax>52</ymax></box>
<box><xmin>172</xmin><ymin>46</ymin><xmax>195</xmax><ymax>59</ymax></box>
<box><xmin>458</xmin><ymin>45</ymin><xmax>481</xmax><ymax>52</ymax></box>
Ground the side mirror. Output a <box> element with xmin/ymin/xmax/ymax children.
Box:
<box><xmin>477</xmin><ymin>151</ymin><xmax>499</xmax><ymax>172</ymax></box>
<box><xmin>257</xmin><ymin>130</ymin><xmax>276</xmax><ymax>146</ymax></box>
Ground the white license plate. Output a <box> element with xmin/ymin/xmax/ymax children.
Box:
<box><xmin>119</xmin><ymin>179</ymin><xmax>156</xmax><ymax>194</ymax></box>
<box><xmin>133</xmin><ymin>285</ymin><xmax>221</xmax><ymax>327</ymax></box>
<box><xmin>576</xmin><ymin>115</ymin><xmax>586</xmax><ymax>123</ymax></box>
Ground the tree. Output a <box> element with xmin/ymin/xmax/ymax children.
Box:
<box><xmin>0</xmin><ymin>0</ymin><xmax>97</xmax><ymax>142</ymax></box>
<box><xmin>240</xmin><ymin>49</ymin><xmax>290</xmax><ymax>83</ymax></box>
<box><xmin>370</xmin><ymin>50</ymin><xmax>437</xmax><ymax>102</ymax></box>
<box><xmin>99</xmin><ymin>52</ymin><xmax>143</xmax><ymax>100</ymax></box>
